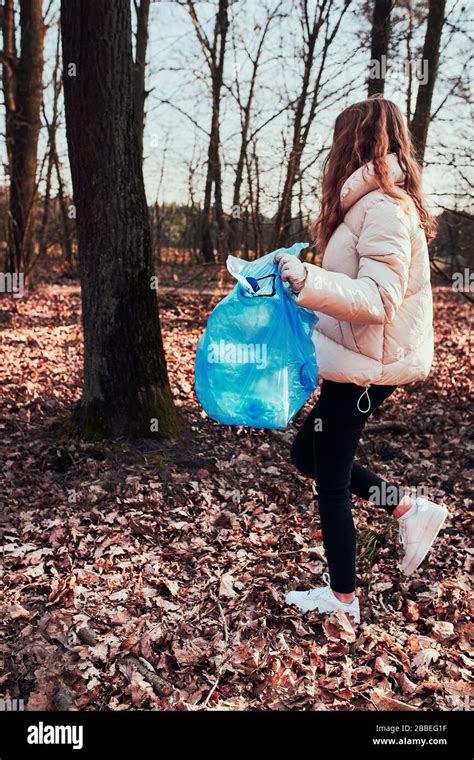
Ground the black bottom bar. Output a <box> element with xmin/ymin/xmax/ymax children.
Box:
<box><xmin>0</xmin><ymin>709</ymin><xmax>471</xmax><ymax>758</ymax></box>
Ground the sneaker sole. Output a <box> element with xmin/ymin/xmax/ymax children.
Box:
<box><xmin>401</xmin><ymin>505</ymin><xmax>448</xmax><ymax>576</ymax></box>
<box><xmin>285</xmin><ymin>592</ymin><xmax>360</xmax><ymax>623</ymax></box>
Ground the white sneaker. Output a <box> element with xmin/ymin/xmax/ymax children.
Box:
<box><xmin>285</xmin><ymin>572</ymin><xmax>360</xmax><ymax>623</ymax></box>
<box><xmin>398</xmin><ymin>497</ymin><xmax>448</xmax><ymax>576</ymax></box>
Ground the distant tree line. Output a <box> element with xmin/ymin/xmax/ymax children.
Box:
<box><xmin>2</xmin><ymin>0</ymin><xmax>472</xmax><ymax>275</ymax></box>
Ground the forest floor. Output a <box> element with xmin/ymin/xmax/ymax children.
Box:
<box><xmin>1</xmin><ymin>270</ymin><xmax>473</xmax><ymax>711</ymax></box>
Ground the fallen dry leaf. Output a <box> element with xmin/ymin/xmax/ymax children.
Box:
<box><xmin>370</xmin><ymin>688</ymin><xmax>419</xmax><ymax>711</ymax></box>
<box><xmin>219</xmin><ymin>573</ymin><xmax>237</xmax><ymax>598</ymax></box>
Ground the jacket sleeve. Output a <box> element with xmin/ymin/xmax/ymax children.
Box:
<box><xmin>296</xmin><ymin>197</ymin><xmax>412</xmax><ymax>325</ymax></box>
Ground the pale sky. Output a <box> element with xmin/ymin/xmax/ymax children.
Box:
<box><xmin>2</xmin><ymin>0</ymin><xmax>473</xmax><ymax>223</ymax></box>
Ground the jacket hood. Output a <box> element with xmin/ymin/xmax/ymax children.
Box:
<box><xmin>340</xmin><ymin>153</ymin><xmax>405</xmax><ymax>212</ymax></box>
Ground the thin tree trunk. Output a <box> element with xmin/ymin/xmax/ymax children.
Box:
<box><xmin>273</xmin><ymin>0</ymin><xmax>350</xmax><ymax>249</ymax></box>
<box><xmin>367</xmin><ymin>0</ymin><xmax>393</xmax><ymax>97</ymax></box>
<box><xmin>1</xmin><ymin>1</ymin><xmax>15</xmax><ymax>217</ymax></box>
<box><xmin>53</xmin><ymin>153</ymin><xmax>74</xmax><ymax>266</ymax></box>
<box><xmin>231</xmin><ymin>78</ymin><xmax>255</xmax><ymax>238</ymax></box>
<box><xmin>133</xmin><ymin>0</ymin><xmax>151</xmax><ymax>164</ymax></box>
<box><xmin>272</xmin><ymin>17</ymin><xmax>319</xmax><ymax>250</ymax></box>
<box><xmin>188</xmin><ymin>0</ymin><xmax>229</xmax><ymax>262</ymax></box>
<box><xmin>1</xmin><ymin>0</ymin><xmax>16</xmax><ymax>271</ymax></box>
<box><xmin>37</xmin><ymin>137</ymin><xmax>53</xmax><ymax>260</ymax></box>
<box><xmin>405</xmin><ymin>0</ymin><xmax>413</xmax><ymax>123</ymax></box>
<box><xmin>5</xmin><ymin>0</ymin><xmax>45</xmax><ymax>273</ymax></box>
<box><xmin>201</xmin><ymin>127</ymin><xmax>215</xmax><ymax>262</ymax></box>
<box><xmin>61</xmin><ymin>0</ymin><xmax>181</xmax><ymax>439</ymax></box>
<box><xmin>38</xmin><ymin>27</ymin><xmax>62</xmax><ymax>261</ymax></box>
<box><xmin>229</xmin><ymin>6</ymin><xmax>278</xmax><ymax>254</ymax></box>
<box><xmin>245</xmin><ymin>145</ymin><xmax>257</xmax><ymax>258</ymax></box>
<box><xmin>410</xmin><ymin>0</ymin><xmax>446</xmax><ymax>163</ymax></box>
<box><xmin>40</xmin><ymin>30</ymin><xmax>74</xmax><ymax>268</ymax></box>
<box><xmin>253</xmin><ymin>146</ymin><xmax>262</xmax><ymax>257</ymax></box>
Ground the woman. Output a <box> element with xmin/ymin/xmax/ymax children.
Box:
<box><xmin>275</xmin><ymin>97</ymin><xmax>447</xmax><ymax>624</ymax></box>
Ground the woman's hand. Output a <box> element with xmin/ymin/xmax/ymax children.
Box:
<box><xmin>274</xmin><ymin>253</ymin><xmax>308</xmax><ymax>293</ymax></box>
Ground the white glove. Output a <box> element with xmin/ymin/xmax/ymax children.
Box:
<box><xmin>274</xmin><ymin>253</ymin><xmax>308</xmax><ymax>294</ymax></box>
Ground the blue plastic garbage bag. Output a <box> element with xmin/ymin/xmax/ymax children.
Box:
<box><xmin>194</xmin><ymin>242</ymin><xmax>318</xmax><ymax>429</ymax></box>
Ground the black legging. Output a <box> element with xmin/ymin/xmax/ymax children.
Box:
<box><xmin>290</xmin><ymin>379</ymin><xmax>402</xmax><ymax>593</ymax></box>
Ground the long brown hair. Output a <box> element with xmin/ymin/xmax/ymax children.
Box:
<box><xmin>312</xmin><ymin>97</ymin><xmax>437</xmax><ymax>252</ymax></box>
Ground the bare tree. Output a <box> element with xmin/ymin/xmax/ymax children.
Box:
<box><xmin>61</xmin><ymin>0</ymin><xmax>181</xmax><ymax>439</ymax></box>
<box><xmin>53</xmin><ymin>150</ymin><xmax>74</xmax><ymax>267</ymax></box>
<box><xmin>133</xmin><ymin>0</ymin><xmax>151</xmax><ymax>164</ymax></box>
<box><xmin>367</xmin><ymin>0</ymin><xmax>393</xmax><ymax>97</ymax></box>
<box><xmin>242</xmin><ymin>138</ymin><xmax>262</xmax><ymax>258</ymax></box>
<box><xmin>404</xmin><ymin>0</ymin><xmax>414</xmax><ymax>122</ymax></box>
<box><xmin>229</xmin><ymin>2</ymin><xmax>282</xmax><ymax>254</ymax></box>
<box><xmin>410</xmin><ymin>0</ymin><xmax>446</xmax><ymax>162</ymax></box>
<box><xmin>273</xmin><ymin>0</ymin><xmax>351</xmax><ymax>249</ymax></box>
<box><xmin>2</xmin><ymin>0</ymin><xmax>45</xmax><ymax>273</ymax></box>
<box><xmin>187</xmin><ymin>0</ymin><xmax>229</xmax><ymax>262</ymax></box>
<box><xmin>1</xmin><ymin>0</ymin><xmax>16</xmax><ymax>177</ymax></box>
<box><xmin>37</xmin><ymin>23</ymin><xmax>74</xmax><ymax>270</ymax></box>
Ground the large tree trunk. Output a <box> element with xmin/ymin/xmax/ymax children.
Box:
<box><xmin>132</xmin><ymin>0</ymin><xmax>151</xmax><ymax>165</ymax></box>
<box><xmin>410</xmin><ymin>0</ymin><xmax>446</xmax><ymax>163</ymax></box>
<box><xmin>61</xmin><ymin>0</ymin><xmax>181</xmax><ymax>439</ymax></box>
<box><xmin>367</xmin><ymin>0</ymin><xmax>393</xmax><ymax>97</ymax></box>
<box><xmin>4</xmin><ymin>0</ymin><xmax>45</xmax><ymax>273</ymax></box>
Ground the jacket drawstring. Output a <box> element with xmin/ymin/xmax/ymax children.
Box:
<box><xmin>357</xmin><ymin>384</ymin><xmax>371</xmax><ymax>414</ymax></box>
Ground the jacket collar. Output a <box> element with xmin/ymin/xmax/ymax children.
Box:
<box><xmin>340</xmin><ymin>153</ymin><xmax>405</xmax><ymax>211</ymax></box>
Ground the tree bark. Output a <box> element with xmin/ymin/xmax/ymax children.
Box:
<box><xmin>61</xmin><ymin>0</ymin><xmax>181</xmax><ymax>439</ymax></box>
<box><xmin>367</xmin><ymin>0</ymin><xmax>393</xmax><ymax>97</ymax></box>
<box><xmin>4</xmin><ymin>0</ymin><xmax>45</xmax><ymax>273</ymax></box>
<box><xmin>410</xmin><ymin>0</ymin><xmax>446</xmax><ymax>163</ymax></box>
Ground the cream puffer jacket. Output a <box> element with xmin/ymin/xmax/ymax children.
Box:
<box><xmin>295</xmin><ymin>153</ymin><xmax>434</xmax><ymax>388</ymax></box>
